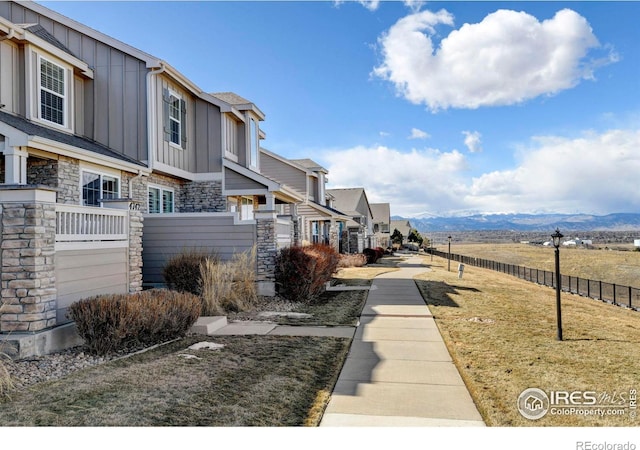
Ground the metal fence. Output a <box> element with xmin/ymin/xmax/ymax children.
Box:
<box><xmin>430</xmin><ymin>250</ymin><xmax>640</xmax><ymax>311</ymax></box>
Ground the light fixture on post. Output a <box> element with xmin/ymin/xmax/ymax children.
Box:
<box><xmin>551</xmin><ymin>228</ymin><xmax>564</xmax><ymax>341</ymax></box>
<box><xmin>448</xmin><ymin>235</ymin><xmax>452</xmax><ymax>272</ymax></box>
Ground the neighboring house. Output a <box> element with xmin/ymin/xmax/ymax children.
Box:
<box><xmin>390</xmin><ymin>219</ymin><xmax>412</xmax><ymax>246</ymax></box>
<box><xmin>370</xmin><ymin>203</ymin><xmax>391</xmax><ymax>249</ymax></box>
<box><xmin>326</xmin><ymin>188</ymin><xmax>376</xmax><ymax>253</ymax></box>
<box><xmin>0</xmin><ymin>2</ymin><xmax>297</xmax><ymax>349</ymax></box>
<box><xmin>260</xmin><ymin>151</ymin><xmax>348</xmax><ymax>251</ymax></box>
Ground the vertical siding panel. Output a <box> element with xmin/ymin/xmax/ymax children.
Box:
<box><xmin>81</xmin><ymin>35</ymin><xmax>95</xmax><ymax>140</ymax></box>
<box><xmin>67</xmin><ymin>29</ymin><xmax>83</xmax><ymax>59</ymax></box>
<box><xmin>137</xmin><ymin>61</ymin><xmax>147</xmax><ymax>162</ymax></box>
<box><xmin>108</xmin><ymin>49</ymin><xmax>124</xmax><ymax>153</ymax></box>
<box><xmin>74</xmin><ymin>75</ymin><xmax>84</xmax><ymax>136</ymax></box>
<box><xmin>123</xmin><ymin>56</ymin><xmax>139</xmax><ymax>161</ymax></box>
<box><xmin>194</xmin><ymin>100</ymin><xmax>208</xmax><ymax>172</ymax></box>
<box><xmin>210</xmin><ymin>105</ymin><xmax>222</xmax><ymax>172</ymax></box>
<box><xmin>94</xmin><ymin>42</ymin><xmax>110</xmax><ymax>145</ymax></box>
<box><xmin>52</xmin><ymin>21</ymin><xmax>68</xmax><ymax>49</ymax></box>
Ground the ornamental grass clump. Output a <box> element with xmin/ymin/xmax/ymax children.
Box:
<box><xmin>199</xmin><ymin>247</ymin><xmax>257</xmax><ymax>315</ymax></box>
<box><xmin>68</xmin><ymin>289</ymin><xmax>201</xmax><ymax>355</ymax></box>
<box><xmin>275</xmin><ymin>244</ymin><xmax>340</xmax><ymax>304</ymax></box>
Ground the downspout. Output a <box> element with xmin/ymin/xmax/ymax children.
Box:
<box><xmin>128</xmin><ymin>169</ymin><xmax>144</xmax><ymax>201</ymax></box>
<box><xmin>146</xmin><ymin>62</ymin><xmax>166</xmax><ymax>172</ymax></box>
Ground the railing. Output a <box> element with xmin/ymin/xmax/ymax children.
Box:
<box><xmin>56</xmin><ymin>204</ymin><xmax>128</xmax><ymax>242</ymax></box>
<box><xmin>276</xmin><ymin>216</ymin><xmax>293</xmax><ymax>249</ymax></box>
<box><xmin>430</xmin><ymin>249</ymin><xmax>639</xmax><ymax>311</ymax></box>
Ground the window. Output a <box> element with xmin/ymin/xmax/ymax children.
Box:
<box><xmin>82</xmin><ymin>171</ymin><xmax>120</xmax><ymax>207</ymax></box>
<box><xmin>249</xmin><ymin>118</ymin><xmax>258</xmax><ymax>168</ymax></box>
<box><xmin>169</xmin><ymin>94</ymin><xmax>181</xmax><ymax>145</ymax></box>
<box><xmin>163</xmin><ymin>89</ymin><xmax>186</xmax><ymax>149</ymax></box>
<box><xmin>240</xmin><ymin>196</ymin><xmax>254</xmax><ymax>220</ymax></box>
<box><xmin>148</xmin><ymin>186</ymin><xmax>175</xmax><ymax>214</ymax></box>
<box><xmin>224</xmin><ymin>116</ymin><xmax>238</xmax><ymax>158</ymax></box>
<box><xmin>40</xmin><ymin>57</ymin><xmax>66</xmax><ymax>126</ymax></box>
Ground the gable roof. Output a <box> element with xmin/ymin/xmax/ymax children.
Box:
<box><xmin>326</xmin><ymin>187</ymin><xmax>372</xmax><ymax>218</ymax></box>
<box><xmin>21</xmin><ymin>23</ymin><xmax>75</xmax><ymax>55</ymax></box>
<box><xmin>390</xmin><ymin>219</ymin><xmax>412</xmax><ymax>237</ymax></box>
<box><xmin>370</xmin><ymin>203</ymin><xmax>390</xmax><ymax>224</ymax></box>
<box><xmin>210</xmin><ymin>92</ymin><xmax>265</xmax><ymax>120</ymax></box>
<box><xmin>290</xmin><ymin>158</ymin><xmax>328</xmax><ymax>174</ymax></box>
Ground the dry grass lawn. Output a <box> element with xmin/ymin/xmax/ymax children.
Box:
<box><xmin>0</xmin><ymin>335</ymin><xmax>350</xmax><ymax>426</ymax></box>
<box><xmin>415</xmin><ymin>255</ymin><xmax>640</xmax><ymax>426</ymax></box>
<box><xmin>445</xmin><ymin>243</ymin><xmax>640</xmax><ymax>287</ymax></box>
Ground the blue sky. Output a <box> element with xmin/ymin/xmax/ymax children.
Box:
<box><xmin>41</xmin><ymin>1</ymin><xmax>640</xmax><ymax>218</ymax></box>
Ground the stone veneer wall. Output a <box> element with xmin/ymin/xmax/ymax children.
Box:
<box><xmin>329</xmin><ymin>222</ymin><xmax>339</xmax><ymax>252</ymax></box>
<box><xmin>254</xmin><ymin>211</ymin><xmax>277</xmax><ymax>296</ymax></box>
<box><xmin>0</xmin><ymin>188</ymin><xmax>58</xmax><ymax>332</ymax></box>
<box><xmin>180</xmin><ymin>180</ymin><xmax>225</xmax><ymax>212</ymax></box>
<box><xmin>24</xmin><ymin>156</ymin><xmax>80</xmax><ymax>205</ymax></box>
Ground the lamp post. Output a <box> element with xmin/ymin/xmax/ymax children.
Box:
<box><xmin>448</xmin><ymin>235</ymin><xmax>452</xmax><ymax>272</ymax></box>
<box><xmin>551</xmin><ymin>228</ymin><xmax>564</xmax><ymax>341</ymax></box>
<box><xmin>430</xmin><ymin>238</ymin><xmax>433</xmax><ymax>262</ymax></box>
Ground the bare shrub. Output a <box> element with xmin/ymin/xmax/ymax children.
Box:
<box><xmin>199</xmin><ymin>247</ymin><xmax>257</xmax><ymax>315</ymax></box>
<box><xmin>163</xmin><ymin>249</ymin><xmax>218</xmax><ymax>295</ymax></box>
<box><xmin>68</xmin><ymin>289</ymin><xmax>201</xmax><ymax>355</ymax></box>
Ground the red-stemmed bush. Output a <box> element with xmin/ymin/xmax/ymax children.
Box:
<box><xmin>363</xmin><ymin>247</ymin><xmax>385</xmax><ymax>264</ymax></box>
<box><xmin>275</xmin><ymin>244</ymin><xmax>340</xmax><ymax>303</ymax></box>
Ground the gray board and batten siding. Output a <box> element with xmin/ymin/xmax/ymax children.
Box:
<box><xmin>225</xmin><ymin>167</ymin><xmax>268</xmax><ymax>191</ymax></box>
<box><xmin>155</xmin><ymin>77</ymin><xmax>224</xmax><ymax>174</ymax></box>
<box><xmin>0</xmin><ymin>1</ymin><xmax>149</xmax><ymax>162</ymax></box>
<box><xmin>260</xmin><ymin>152</ymin><xmax>307</xmax><ymax>194</ymax></box>
<box><xmin>142</xmin><ymin>213</ymin><xmax>256</xmax><ymax>286</ymax></box>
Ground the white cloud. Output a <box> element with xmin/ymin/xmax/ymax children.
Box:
<box><xmin>373</xmin><ymin>8</ymin><xmax>617</xmax><ymax>111</ymax></box>
<box><xmin>379</xmin><ymin>131</ymin><xmax>390</xmax><ymax>138</ymax></box>
<box><xmin>466</xmin><ymin>129</ymin><xmax>640</xmax><ymax>214</ymax></box>
<box><xmin>321</xmin><ymin>145</ymin><xmax>469</xmax><ymax>216</ymax></box>
<box><xmin>462</xmin><ymin>131</ymin><xmax>482</xmax><ymax>153</ymax></box>
<box><xmin>409</xmin><ymin>128</ymin><xmax>430</xmax><ymax>140</ymax></box>
<box><xmin>321</xmin><ymin>129</ymin><xmax>640</xmax><ymax>217</ymax></box>
<box><xmin>334</xmin><ymin>0</ymin><xmax>380</xmax><ymax>11</ymax></box>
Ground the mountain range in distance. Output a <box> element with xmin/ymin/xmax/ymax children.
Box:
<box><xmin>394</xmin><ymin>213</ymin><xmax>640</xmax><ymax>232</ymax></box>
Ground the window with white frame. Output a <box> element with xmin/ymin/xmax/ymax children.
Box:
<box><xmin>240</xmin><ymin>196</ymin><xmax>254</xmax><ymax>220</ymax></box>
<box><xmin>163</xmin><ymin>89</ymin><xmax>186</xmax><ymax>149</ymax></box>
<box><xmin>148</xmin><ymin>186</ymin><xmax>175</xmax><ymax>214</ymax></box>
<box><xmin>39</xmin><ymin>57</ymin><xmax>66</xmax><ymax>126</ymax></box>
<box><xmin>249</xmin><ymin>118</ymin><xmax>258</xmax><ymax>168</ymax></box>
<box><xmin>82</xmin><ymin>171</ymin><xmax>120</xmax><ymax>207</ymax></box>
<box><xmin>169</xmin><ymin>94</ymin><xmax>181</xmax><ymax>145</ymax></box>
<box><xmin>224</xmin><ymin>115</ymin><xmax>239</xmax><ymax>159</ymax></box>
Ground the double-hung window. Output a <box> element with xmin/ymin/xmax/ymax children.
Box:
<box><xmin>148</xmin><ymin>186</ymin><xmax>175</xmax><ymax>214</ymax></box>
<box><xmin>82</xmin><ymin>171</ymin><xmax>120</xmax><ymax>207</ymax></box>
<box><xmin>163</xmin><ymin>89</ymin><xmax>186</xmax><ymax>149</ymax></box>
<box><xmin>39</xmin><ymin>57</ymin><xmax>66</xmax><ymax>127</ymax></box>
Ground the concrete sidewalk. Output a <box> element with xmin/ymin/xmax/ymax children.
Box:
<box><xmin>320</xmin><ymin>255</ymin><xmax>485</xmax><ymax>427</ymax></box>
